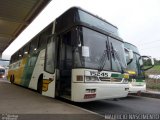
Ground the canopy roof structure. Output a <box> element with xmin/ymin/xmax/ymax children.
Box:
<box><xmin>0</xmin><ymin>0</ymin><xmax>51</xmax><ymax>55</ymax></box>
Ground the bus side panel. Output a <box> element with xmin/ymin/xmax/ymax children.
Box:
<box><xmin>29</xmin><ymin>49</ymin><xmax>56</xmax><ymax>98</ymax></box>
<box><xmin>8</xmin><ymin>59</ymin><xmax>26</xmax><ymax>85</ymax></box>
<box><xmin>21</xmin><ymin>54</ymin><xmax>39</xmax><ymax>87</ymax></box>
<box><xmin>29</xmin><ymin>50</ymin><xmax>45</xmax><ymax>90</ymax></box>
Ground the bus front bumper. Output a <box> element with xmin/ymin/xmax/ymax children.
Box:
<box><xmin>128</xmin><ymin>83</ymin><xmax>146</xmax><ymax>94</ymax></box>
<box><xmin>71</xmin><ymin>83</ymin><xmax>129</xmax><ymax>102</ymax></box>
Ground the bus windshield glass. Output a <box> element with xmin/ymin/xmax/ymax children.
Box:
<box><xmin>0</xmin><ymin>69</ymin><xmax>5</xmax><ymax>74</ymax></box>
<box><xmin>74</xmin><ymin>27</ymin><xmax>126</xmax><ymax>72</ymax></box>
<box><xmin>124</xmin><ymin>42</ymin><xmax>144</xmax><ymax>77</ymax></box>
<box><xmin>78</xmin><ymin>10</ymin><xmax>118</xmax><ymax>36</ymax></box>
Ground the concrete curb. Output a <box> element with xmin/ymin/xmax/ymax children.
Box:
<box><xmin>131</xmin><ymin>91</ymin><xmax>160</xmax><ymax>99</ymax></box>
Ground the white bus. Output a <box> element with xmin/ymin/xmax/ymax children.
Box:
<box><xmin>8</xmin><ymin>7</ymin><xmax>130</xmax><ymax>102</ymax></box>
<box><xmin>124</xmin><ymin>42</ymin><xmax>154</xmax><ymax>94</ymax></box>
<box><xmin>0</xmin><ymin>66</ymin><xmax>6</xmax><ymax>79</ymax></box>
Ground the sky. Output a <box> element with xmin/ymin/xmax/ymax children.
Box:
<box><xmin>2</xmin><ymin>0</ymin><xmax>160</xmax><ymax>60</ymax></box>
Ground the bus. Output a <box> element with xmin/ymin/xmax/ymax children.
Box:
<box><xmin>8</xmin><ymin>7</ymin><xmax>130</xmax><ymax>102</ymax></box>
<box><xmin>124</xmin><ymin>42</ymin><xmax>154</xmax><ymax>94</ymax></box>
<box><xmin>0</xmin><ymin>66</ymin><xmax>6</xmax><ymax>79</ymax></box>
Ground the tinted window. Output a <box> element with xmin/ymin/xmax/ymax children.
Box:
<box><xmin>82</xmin><ymin>27</ymin><xmax>111</xmax><ymax>70</ymax></box>
<box><xmin>45</xmin><ymin>36</ymin><xmax>56</xmax><ymax>73</ymax></box>
<box><xmin>0</xmin><ymin>69</ymin><xmax>5</xmax><ymax>73</ymax></box>
<box><xmin>30</xmin><ymin>37</ymin><xmax>39</xmax><ymax>53</ymax></box>
<box><xmin>78</xmin><ymin>10</ymin><xmax>118</xmax><ymax>36</ymax></box>
<box><xmin>12</xmin><ymin>52</ymin><xmax>18</xmax><ymax>63</ymax></box>
<box><xmin>109</xmin><ymin>37</ymin><xmax>127</xmax><ymax>72</ymax></box>
<box><xmin>23</xmin><ymin>44</ymin><xmax>30</xmax><ymax>56</ymax></box>
<box><xmin>124</xmin><ymin>42</ymin><xmax>140</xmax><ymax>54</ymax></box>
<box><xmin>55</xmin><ymin>8</ymin><xmax>76</xmax><ymax>33</ymax></box>
<box><xmin>60</xmin><ymin>31</ymin><xmax>72</xmax><ymax>69</ymax></box>
<box><xmin>38</xmin><ymin>26</ymin><xmax>52</xmax><ymax>49</ymax></box>
<box><xmin>18</xmin><ymin>49</ymin><xmax>23</xmax><ymax>59</ymax></box>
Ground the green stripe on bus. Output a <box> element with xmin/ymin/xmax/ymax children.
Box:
<box><xmin>111</xmin><ymin>74</ymin><xmax>123</xmax><ymax>78</ymax></box>
<box><xmin>21</xmin><ymin>53</ymin><xmax>39</xmax><ymax>87</ymax></box>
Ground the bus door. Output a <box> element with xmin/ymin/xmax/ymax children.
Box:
<box><xmin>57</xmin><ymin>31</ymin><xmax>73</xmax><ymax>98</ymax></box>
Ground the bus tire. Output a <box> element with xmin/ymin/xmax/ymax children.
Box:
<box><xmin>10</xmin><ymin>75</ymin><xmax>14</xmax><ymax>84</ymax></box>
<box><xmin>37</xmin><ymin>74</ymin><xmax>43</xmax><ymax>94</ymax></box>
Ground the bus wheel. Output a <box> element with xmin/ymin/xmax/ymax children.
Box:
<box><xmin>37</xmin><ymin>75</ymin><xmax>43</xmax><ymax>94</ymax></box>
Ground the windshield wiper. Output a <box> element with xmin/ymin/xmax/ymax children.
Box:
<box><xmin>98</xmin><ymin>41</ymin><xmax>110</xmax><ymax>71</ymax></box>
<box><xmin>110</xmin><ymin>43</ymin><xmax>125</xmax><ymax>73</ymax></box>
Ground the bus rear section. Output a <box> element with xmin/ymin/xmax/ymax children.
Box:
<box><xmin>8</xmin><ymin>7</ymin><xmax>129</xmax><ymax>102</ymax></box>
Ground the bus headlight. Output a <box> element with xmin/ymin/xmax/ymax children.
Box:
<box><xmin>85</xmin><ymin>76</ymin><xmax>99</xmax><ymax>82</ymax></box>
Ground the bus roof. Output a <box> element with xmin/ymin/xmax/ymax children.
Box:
<box><xmin>55</xmin><ymin>7</ymin><xmax>119</xmax><ymax>36</ymax></box>
<box><xmin>11</xmin><ymin>7</ymin><xmax>123</xmax><ymax>58</ymax></box>
<box><xmin>62</xmin><ymin>7</ymin><xmax>118</xmax><ymax>29</ymax></box>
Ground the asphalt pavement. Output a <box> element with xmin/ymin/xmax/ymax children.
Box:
<box><xmin>0</xmin><ymin>79</ymin><xmax>104</xmax><ymax>120</ymax></box>
<box><xmin>75</xmin><ymin>95</ymin><xmax>160</xmax><ymax>115</ymax></box>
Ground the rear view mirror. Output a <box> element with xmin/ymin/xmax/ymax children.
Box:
<box><xmin>151</xmin><ymin>57</ymin><xmax>154</xmax><ymax>66</ymax></box>
<box><xmin>139</xmin><ymin>56</ymin><xmax>154</xmax><ymax>71</ymax></box>
<box><xmin>128</xmin><ymin>49</ymin><xmax>134</xmax><ymax>60</ymax></box>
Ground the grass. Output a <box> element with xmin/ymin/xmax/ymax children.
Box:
<box><xmin>143</xmin><ymin>65</ymin><xmax>160</xmax><ymax>91</ymax></box>
<box><xmin>151</xmin><ymin>65</ymin><xmax>160</xmax><ymax>71</ymax></box>
<box><xmin>146</xmin><ymin>80</ymin><xmax>160</xmax><ymax>91</ymax></box>
<box><xmin>145</xmin><ymin>65</ymin><xmax>160</xmax><ymax>75</ymax></box>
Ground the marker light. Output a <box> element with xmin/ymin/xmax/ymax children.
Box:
<box><xmin>76</xmin><ymin>75</ymin><xmax>83</xmax><ymax>81</ymax></box>
<box><xmin>127</xmin><ymin>71</ymin><xmax>136</xmax><ymax>75</ymax></box>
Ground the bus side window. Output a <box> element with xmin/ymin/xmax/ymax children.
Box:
<box><xmin>45</xmin><ymin>36</ymin><xmax>56</xmax><ymax>73</ymax></box>
<box><xmin>30</xmin><ymin>37</ymin><xmax>39</xmax><ymax>53</ymax></box>
<box><xmin>38</xmin><ymin>25</ymin><xmax>52</xmax><ymax>49</ymax></box>
<box><xmin>23</xmin><ymin>44</ymin><xmax>30</xmax><ymax>57</ymax></box>
<box><xmin>13</xmin><ymin>52</ymin><xmax>18</xmax><ymax>63</ymax></box>
<box><xmin>18</xmin><ymin>49</ymin><xmax>23</xmax><ymax>60</ymax></box>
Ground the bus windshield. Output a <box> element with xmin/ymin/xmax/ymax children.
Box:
<box><xmin>127</xmin><ymin>53</ymin><xmax>141</xmax><ymax>74</ymax></box>
<box><xmin>0</xmin><ymin>69</ymin><xmax>5</xmax><ymax>74</ymax></box>
<box><xmin>124</xmin><ymin>42</ymin><xmax>144</xmax><ymax>77</ymax></box>
<box><xmin>74</xmin><ymin>27</ymin><xmax>127</xmax><ymax>72</ymax></box>
<box><xmin>78</xmin><ymin>9</ymin><xmax>118</xmax><ymax>36</ymax></box>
